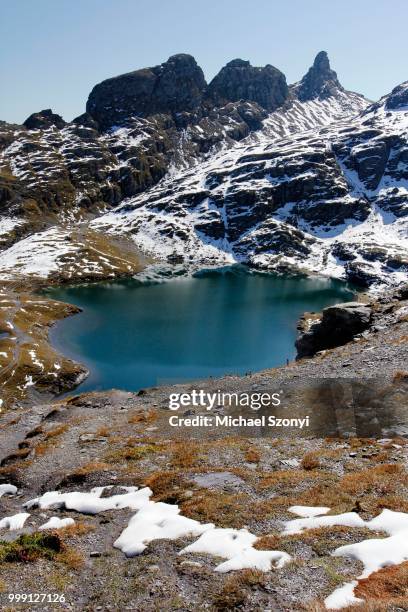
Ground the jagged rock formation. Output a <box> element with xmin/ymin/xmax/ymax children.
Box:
<box><xmin>86</xmin><ymin>54</ymin><xmax>207</xmax><ymax>129</ymax></box>
<box><xmin>0</xmin><ymin>51</ymin><xmax>406</xmax><ymax>289</ymax></box>
<box><xmin>294</xmin><ymin>51</ymin><xmax>343</xmax><ymax>101</ymax></box>
<box><xmin>23</xmin><ymin>109</ymin><xmax>66</xmax><ymax>131</ymax></box>
<box><xmin>205</xmin><ymin>59</ymin><xmax>288</xmax><ymax>111</ymax></box>
<box><xmin>91</xmin><ymin>77</ymin><xmax>407</xmax><ymax>288</ymax></box>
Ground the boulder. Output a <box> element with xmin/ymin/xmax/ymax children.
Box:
<box><xmin>296</xmin><ymin>302</ymin><xmax>372</xmax><ymax>358</ymax></box>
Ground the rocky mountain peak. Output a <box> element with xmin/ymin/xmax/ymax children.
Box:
<box><xmin>23</xmin><ymin>109</ymin><xmax>66</xmax><ymax>130</ymax></box>
<box><xmin>295</xmin><ymin>51</ymin><xmax>343</xmax><ymax>101</ymax></box>
<box><xmin>205</xmin><ymin>59</ymin><xmax>288</xmax><ymax>111</ymax></box>
<box><xmin>384</xmin><ymin>80</ymin><xmax>408</xmax><ymax>110</ymax></box>
<box><xmin>86</xmin><ymin>53</ymin><xmax>206</xmax><ymax>130</ymax></box>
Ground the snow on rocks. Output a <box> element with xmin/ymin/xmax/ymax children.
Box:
<box><xmin>281</xmin><ymin>506</ymin><xmax>408</xmax><ymax>609</ymax></box>
<box><xmin>0</xmin><ymin>217</ymin><xmax>23</xmax><ymax>238</ymax></box>
<box><xmin>0</xmin><ymin>483</ymin><xmax>17</xmax><ymax>497</ymax></box>
<box><xmin>23</xmin><ymin>485</ymin><xmax>291</xmax><ymax>573</ymax></box>
<box><xmin>288</xmin><ymin>505</ymin><xmax>330</xmax><ymax>518</ymax></box>
<box><xmin>283</xmin><ymin>512</ymin><xmax>365</xmax><ymax>535</ymax></box>
<box><xmin>0</xmin><ymin>227</ymin><xmax>77</xmax><ymax>280</ymax></box>
<box><xmin>24</xmin><ymin>485</ymin><xmax>152</xmax><ymax>514</ymax></box>
<box><xmin>0</xmin><ymin>512</ymin><xmax>30</xmax><ymax>531</ymax></box>
<box><xmin>10</xmin><ymin>488</ymin><xmax>408</xmax><ymax>605</ymax></box>
<box><xmin>114</xmin><ymin>501</ymin><xmax>214</xmax><ymax>557</ymax></box>
<box><xmin>180</xmin><ymin>528</ymin><xmax>291</xmax><ymax>572</ymax></box>
<box><xmin>92</xmin><ymin>89</ymin><xmax>408</xmax><ymax>291</ymax></box>
<box><xmin>38</xmin><ymin>516</ymin><xmax>75</xmax><ymax>530</ymax></box>
<box><xmin>324</xmin><ymin>581</ymin><xmax>363</xmax><ymax>610</ymax></box>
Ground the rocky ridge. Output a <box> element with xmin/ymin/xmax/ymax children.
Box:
<box><xmin>92</xmin><ymin>78</ymin><xmax>408</xmax><ymax>289</ymax></box>
<box><xmin>0</xmin><ymin>51</ymin><xmax>378</xmax><ymax>286</ymax></box>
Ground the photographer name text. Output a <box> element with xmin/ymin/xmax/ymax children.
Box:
<box><xmin>168</xmin><ymin>415</ymin><xmax>310</xmax><ymax>429</ymax></box>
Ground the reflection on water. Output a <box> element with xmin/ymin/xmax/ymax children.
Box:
<box><xmin>45</xmin><ymin>267</ymin><xmax>355</xmax><ymax>393</ymax></box>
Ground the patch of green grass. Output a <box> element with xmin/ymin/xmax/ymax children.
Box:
<box><xmin>0</xmin><ymin>533</ymin><xmax>62</xmax><ymax>563</ymax></box>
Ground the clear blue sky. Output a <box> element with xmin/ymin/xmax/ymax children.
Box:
<box><xmin>1</xmin><ymin>0</ymin><xmax>407</xmax><ymax>124</ymax></box>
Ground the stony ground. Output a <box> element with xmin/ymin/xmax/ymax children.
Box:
<box><xmin>0</xmin><ymin>286</ymin><xmax>407</xmax><ymax>610</ymax></box>
<box><xmin>0</xmin><ymin>388</ymin><xmax>407</xmax><ymax>611</ymax></box>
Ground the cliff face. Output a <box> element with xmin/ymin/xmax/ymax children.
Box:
<box><xmin>205</xmin><ymin>58</ymin><xmax>288</xmax><ymax>111</ymax></box>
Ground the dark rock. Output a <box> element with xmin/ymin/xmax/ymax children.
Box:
<box><xmin>345</xmin><ymin>262</ymin><xmax>380</xmax><ymax>287</ymax></box>
<box><xmin>385</xmin><ymin>81</ymin><xmax>408</xmax><ymax>110</ymax></box>
<box><xmin>205</xmin><ymin>59</ymin><xmax>288</xmax><ymax>111</ymax></box>
<box><xmin>350</xmin><ymin>139</ymin><xmax>391</xmax><ymax>190</ymax></box>
<box><xmin>296</xmin><ymin>302</ymin><xmax>372</xmax><ymax>358</ymax></box>
<box><xmin>296</xmin><ymin>51</ymin><xmax>343</xmax><ymax>101</ymax></box>
<box><xmin>23</xmin><ymin>109</ymin><xmax>66</xmax><ymax>130</ymax></box>
<box><xmin>86</xmin><ymin>54</ymin><xmax>206</xmax><ymax>129</ymax></box>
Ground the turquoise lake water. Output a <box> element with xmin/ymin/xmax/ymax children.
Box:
<box><xmin>46</xmin><ymin>268</ymin><xmax>355</xmax><ymax>393</ymax></box>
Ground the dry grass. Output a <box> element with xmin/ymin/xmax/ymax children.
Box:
<box><xmin>212</xmin><ymin>569</ymin><xmax>266</xmax><ymax>610</ymax></box>
<box><xmin>301</xmin><ymin>451</ymin><xmax>321</xmax><ymax>470</ymax></box>
<box><xmin>170</xmin><ymin>442</ymin><xmax>201</xmax><ymax>468</ymax></box>
<box><xmin>144</xmin><ymin>470</ymin><xmax>192</xmax><ymax>503</ymax></box>
<box><xmin>355</xmin><ymin>561</ymin><xmax>408</xmax><ymax>601</ymax></box>
<box><xmin>96</xmin><ymin>426</ymin><xmax>111</xmax><ymax>437</ymax></box>
<box><xmin>340</xmin><ymin>463</ymin><xmax>407</xmax><ymax>496</ymax></box>
<box><xmin>69</xmin><ymin>461</ymin><xmax>110</xmax><ymax>477</ymax></box>
<box><xmin>181</xmin><ymin>490</ymin><xmax>253</xmax><ymax>528</ymax></box>
<box><xmin>59</xmin><ymin>521</ymin><xmax>95</xmax><ymax>539</ymax></box>
<box><xmin>44</xmin><ymin>423</ymin><xmax>69</xmax><ymax>440</ymax></box>
<box><xmin>57</xmin><ymin>546</ymin><xmax>85</xmax><ymax>570</ymax></box>
<box><xmin>128</xmin><ymin>410</ymin><xmax>157</xmax><ymax>425</ymax></box>
<box><xmin>393</xmin><ymin>370</ymin><xmax>408</xmax><ymax>383</ymax></box>
<box><xmin>244</xmin><ymin>447</ymin><xmax>261</xmax><ymax>463</ymax></box>
<box><xmin>258</xmin><ymin>469</ymin><xmax>324</xmax><ymax>490</ymax></box>
<box><xmin>104</xmin><ymin>443</ymin><xmax>158</xmax><ymax>464</ymax></box>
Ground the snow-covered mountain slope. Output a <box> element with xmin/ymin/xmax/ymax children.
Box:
<box><xmin>92</xmin><ymin>83</ymin><xmax>408</xmax><ymax>290</ymax></box>
<box><xmin>0</xmin><ymin>51</ymin><xmax>406</xmax><ymax>289</ymax></box>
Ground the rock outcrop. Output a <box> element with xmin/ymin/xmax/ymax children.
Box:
<box><xmin>205</xmin><ymin>59</ymin><xmax>288</xmax><ymax>111</ymax></box>
<box><xmin>23</xmin><ymin>109</ymin><xmax>66</xmax><ymax>130</ymax></box>
<box><xmin>86</xmin><ymin>54</ymin><xmax>207</xmax><ymax>129</ymax></box>
<box><xmin>296</xmin><ymin>302</ymin><xmax>373</xmax><ymax>358</ymax></box>
<box><xmin>295</xmin><ymin>51</ymin><xmax>344</xmax><ymax>101</ymax></box>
